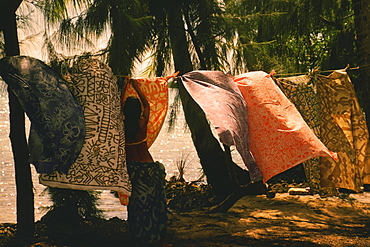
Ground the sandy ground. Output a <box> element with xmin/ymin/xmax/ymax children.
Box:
<box><xmin>1</xmin><ymin>192</ymin><xmax>369</xmax><ymax>247</ymax></box>
<box><xmin>166</xmin><ymin>192</ymin><xmax>370</xmax><ymax>247</ymax></box>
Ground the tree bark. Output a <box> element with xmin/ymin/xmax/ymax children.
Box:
<box><xmin>353</xmin><ymin>0</ymin><xmax>370</xmax><ymax>130</ymax></box>
<box><xmin>167</xmin><ymin>7</ymin><xmax>251</xmax><ymax>195</ymax></box>
<box><xmin>1</xmin><ymin>0</ymin><xmax>35</xmax><ymax>239</ymax></box>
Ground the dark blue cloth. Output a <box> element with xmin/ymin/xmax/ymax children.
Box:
<box><xmin>0</xmin><ymin>56</ymin><xmax>85</xmax><ymax>174</ymax></box>
<box><xmin>127</xmin><ymin>161</ymin><xmax>168</xmax><ymax>245</ymax></box>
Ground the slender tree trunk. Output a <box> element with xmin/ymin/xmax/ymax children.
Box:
<box><xmin>353</xmin><ymin>0</ymin><xmax>370</xmax><ymax>186</ymax></box>
<box><xmin>167</xmin><ymin>7</ymin><xmax>251</xmax><ymax>195</ymax></box>
<box><xmin>181</xmin><ymin>5</ymin><xmax>207</xmax><ymax>70</ymax></box>
<box><xmin>353</xmin><ymin>0</ymin><xmax>370</xmax><ymax>130</ymax></box>
<box><xmin>1</xmin><ymin>0</ymin><xmax>35</xmax><ymax>239</ymax></box>
<box><xmin>167</xmin><ymin>7</ymin><xmax>193</xmax><ymax>74</ymax></box>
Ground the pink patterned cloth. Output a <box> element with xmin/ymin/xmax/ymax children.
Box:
<box><xmin>234</xmin><ymin>71</ymin><xmax>337</xmax><ymax>182</ymax></box>
<box><xmin>181</xmin><ymin>71</ymin><xmax>262</xmax><ymax>181</ymax></box>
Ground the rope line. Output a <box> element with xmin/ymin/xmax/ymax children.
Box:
<box><xmin>275</xmin><ymin>63</ymin><xmax>370</xmax><ymax>77</ymax></box>
<box><xmin>113</xmin><ymin>63</ymin><xmax>370</xmax><ymax>78</ymax></box>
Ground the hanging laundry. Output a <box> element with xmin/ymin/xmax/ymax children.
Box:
<box><xmin>121</xmin><ymin>73</ymin><xmax>177</xmax><ymax>148</ymax></box>
<box><xmin>0</xmin><ymin>56</ymin><xmax>85</xmax><ymax>174</ymax></box>
<box><xmin>234</xmin><ymin>71</ymin><xmax>337</xmax><ymax>183</ymax></box>
<box><xmin>316</xmin><ymin>70</ymin><xmax>369</xmax><ymax>193</ymax></box>
<box><xmin>181</xmin><ymin>70</ymin><xmax>262</xmax><ymax>182</ymax></box>
<box><xmin>275</xmin><ymin>75</ymin><xmax>322</xmax><ymax>192</ymax></box>
<box><xmin>40</xmin><ymin>59</ymin><xmax>131</xmax><ymax>196</ymax></box>
<box><xmin>364</xmin><ymin>147</ymin><xmax>370</xmax><ymax>185</ymax></box>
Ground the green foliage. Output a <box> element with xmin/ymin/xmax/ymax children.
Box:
<box><xmin>167</xmin><ymin>87</ymin><xmax>183</xmax><ymax>133</ymax></box>
<box><xmin>2</xmin><ymin>0</ymin><xmax>365</xmax><ymax>203</ymax></box>
<box><xmin>144</xmin><ymin>0</ymin><xmax>232</xmax><ymax>75</ymax></box>
<box><xmin>1</xmin><ymin>0</ymin><xmax>359</xmax><ymax>76</ymax></box>
<box><xmin>166</xmin><ymin>181</ymin><xmax>219</xmax><ymax>212</ymax></box>
<box><xmin>19</xmin><ymin>0</ymin><xmax>357</xmax><ymax>79</ymax></box>
<box><xmin>35</xmin><ymin>0</ymin><xmax>92</xmax><ymax>24</ymax></box>
<box><xmin>224</xmin><ymin>0</ymin><xmax>356</xmax><ymax>74</ymax></box>
<box><xmin>25</xmin><ymin>0</ymin><xmax>152</xmax><ymax>78</ymax></box>
<box><xmin>0</xmin><ymin>33</ymin><xmax>4</xmax><ymax>58</ymax></box>
<box><xmin>42</xmin><ymin>187</ymin><xmax>103</xmax><ymax>226</ymax></box>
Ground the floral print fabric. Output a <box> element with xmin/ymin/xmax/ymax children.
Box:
<box><xmin>0</xmin><ymin>56</ymin><xmax>85</xmax><ymax>174</ymax></box>
<box><xmin>127</xmin><ymin>161</ymin><xmax>168</xmax><ymax>245</ymax></box>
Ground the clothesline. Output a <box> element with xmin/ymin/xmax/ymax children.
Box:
<box><xmin>113</xmin><ymin>63</ymin><xmax>370</xmax><ymax>79</ymax></box>
<box><xmin>274</xmin><ymin>63</ymin><xmax>370</xmax><ymax>77</ymax></box>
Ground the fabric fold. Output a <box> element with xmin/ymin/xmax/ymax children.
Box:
<box><xmin>234</xmin><ymin>71</ymin><xmax>337</xmax><ymax>183</ymax></box>
<box><xmin>40</xmin><ymin>59</ymin><xmax>131</xmax><ymax>195</ymax></box>
<box><xmin>275</xmin><ymin>75</ymin><xmax>322</xmax><ymax>191</ymax></box>
<box><xmin>181</xmin><ymin>70</ymin><xmax>262</xmax><ymax>181</ymax></box>
<box><xmin>316</xmin><ymin>70</ymin><xmax>369</xmax><ymax>192</ymax></box>
<box><xmin>121</xmin><ymin>73</ymin><xmax>176</xmax><ymax>148</ymax></box>
<box><xmin>0</xmin><ymin>56</ymin><xmax>85</xmax><ymax>174</ymax></box>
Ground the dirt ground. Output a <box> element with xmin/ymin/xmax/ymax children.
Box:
<box><xmin>1</xmin><ymin>191</ymin><xmax>370</xmax><ymax>247</ymax></box>
<box><xmin>167</xmin><ymin>192</ymin><xmax>370</xmax><ymax>246</ymax></box>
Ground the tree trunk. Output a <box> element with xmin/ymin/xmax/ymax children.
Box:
<box><xmin>167</xmin><ymin>7</ymin><xmax>251</xmax><ymax>195</ymax></box>
<box><xmin>353</xmin><ymin>0</ymin><xmax>370</xmax><ymax>130</ymax></box>
<box><xmin>0</xmin><ymin>0</ymin><xmax>35</xmax><ymax>239</ymax></box>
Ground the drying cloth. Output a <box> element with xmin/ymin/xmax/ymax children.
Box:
<box><xmin>127</xmin><ymin>161</ymin><xmax>168</xmax><ymax>245</ymax></box>
<box><xmin>364</xmin><ymin>145</ymin><xmax>370</xmax><ymax>184</ymax></box>
<box><xmin>316</xmin><ymin>70</ymin><xmax>369</xmax><ymax>192</ymax></box>
<box><xmin>121</xmin><ymin>73</ymin><xmax>177</xmax><ymax>148</ymax></box>
<box><xmin>181</xmin><ymin>70</ymin><xmax>262</xmax><ymax>181</ymax></box>
<box><xmin>234</xmin><ymin>71</ymin><xmax>337</xmax><ymax>183</ymax></box>
<box><xmin>40</xmin><ymin>59</ymin><xmax>131</xmax><ymax>195</ymax></box>
<box><xmin>0</xmin><ymin>56</ymin><xmax>85</xmax><ymax>174</ymax></box>
<box><xmin>275</xmin><ymin>75</ymin><xmax>322</xmax><ymax>192</ymax></box>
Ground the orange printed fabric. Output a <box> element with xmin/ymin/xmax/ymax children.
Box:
<box><xmin>234</xmin><ymin>71</ymin><xmax>337</xmax><ymax>183</ymax></box>
<box><xmin>121</xmin><ymin>73</ymin><xmax>177</xmax><ymax>148</ymax></box>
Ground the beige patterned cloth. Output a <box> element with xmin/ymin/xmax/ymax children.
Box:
<box><xmin>364</xmin><ymin>146</ymin><xmax>370</xmax><ymax>184</ymax></box>
<box><xmin>316</xmin><ymin>70</ymin><xmax>370</xmax><ymax>192</ymax></box>
<box><xmin>40</xmin><ymin>59</ymin><xmax>131</xmax><ymax>196</ymax></box>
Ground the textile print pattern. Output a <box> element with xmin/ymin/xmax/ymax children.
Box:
<box><xmin>181</xmin><ymin>70</ymin><xmax>262</xmax><ymax>181</ymax></box>
<box><xmin>40</xmin><ymin>59</ymin><xmax>131</xmax><ymax>195</ymax></box>
<box><xmin>0</xmin><ymin>56</ymin><xmax>85</xmax><ymax>174</ymax></box>
<box><xmin>316</xmin><ymin>70</ymin><xmax>369</xmax><ymax>192</ymax></box>
<box><xmin>127</xmin><ymin>161</ymin><xmax>168</xmax><ymax>245</ymax></box>
<box><xmin>121</xmin><ymin>74</ymin><xmax>175</xmax><ymax>148</ymax></box>
<box><xmin>275</xmin><ymin>75</ymin><xmax>322</xmax><ymax>192</ymax></box>
<box><xmin>234</xmin><ymin>71</ymin><xmax>337</xmax><ymax>183</ymax></box>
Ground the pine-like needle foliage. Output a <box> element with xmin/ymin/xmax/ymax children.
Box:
<box><xmin>42</xmin><ymin>187</ymin><xmax>103</xmax><ymax>226</ymax></box>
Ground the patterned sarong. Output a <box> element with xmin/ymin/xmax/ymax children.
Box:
<box><xmin>364</xmin><ymin>146</ymin><xmax>370</xmax><ymax>184</ymax></box>
<box><xmin>0</xmin><ymin>56</ymin><xmax>85</xmax><ymax>174</ymax></box>
<box><xmin>127</xmin><ymin>161</ymin><xmax>168</xmax><ymax>245</ymax></box>
<box><xmin>121</xmin><ymin>73</ymin><xmax>177</xmax><ymax>148</ymax></box>
<box><xmin>181</xmin><ymin>70</ymin><xmax>262</xmax><ymax>181</ymax></box>
<box><xmin>234</xmin><ymin>71</ymin><xmax>337</xmax><ymax>183</ymax></box>
<box><xmin>40</xmin><ymin>59</ymin><xmax>131</xmax><ymax>195</ymax></box>
<box><xmin>275</xmin><ymin>75</ymin><xmax>322</xmax><ymax>192</ymax></box>
<box><xmin>316</xmin><ymin>70</ymin><xmax>370</xmax><ymax>192</ymax></box>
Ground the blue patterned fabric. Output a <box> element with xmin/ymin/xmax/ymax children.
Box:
<box><xmin>0</xmin><ymin>56</ymin><xmax>85</xmax><ymax>174</ymax></box>
<box><xmin>127</xmin><ymin>160</ymin><xmax>168</xmax><ymax>245</ymax></box>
